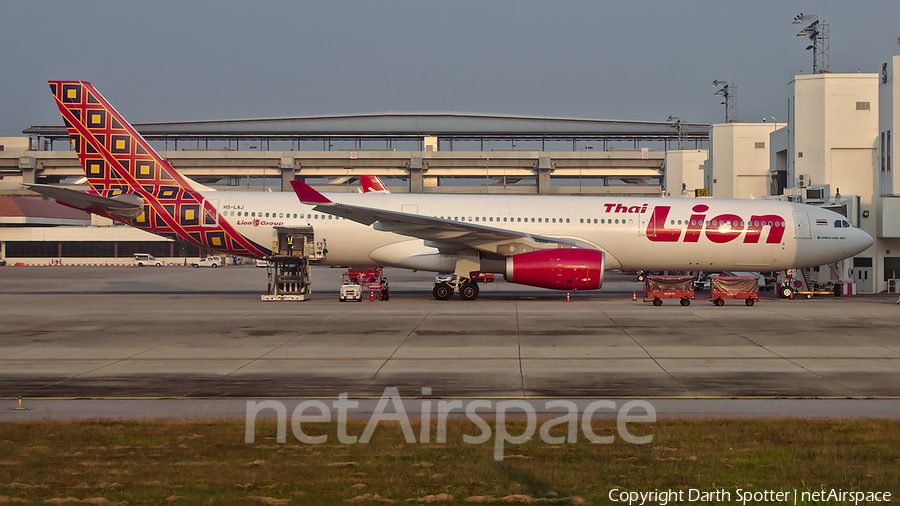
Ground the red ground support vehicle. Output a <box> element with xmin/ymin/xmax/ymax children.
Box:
<box><xmin>643</xmin><ymin>275</ymin><xmax>695</xmax><ymax>306</ymax></box>
<box><xmin>709</xmin><ymin>276</ymin><xmax>760</xmax><ymax>306</ymax></box>
<box><xmin>346</xmin><ymin>266</ymin><xmax>384</xmax><ymax>299</ymax></box>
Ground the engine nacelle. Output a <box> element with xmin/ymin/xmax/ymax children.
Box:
<box><xmin>505</xmin><ymin>249</ymin><xmax>605</xmax><ymax>290</ymax></box>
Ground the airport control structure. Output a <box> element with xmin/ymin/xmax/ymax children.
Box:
<box><xmin>1</xmin><ymin>54</ymin><xmax>899</xmax><ymax>294</ymax></box>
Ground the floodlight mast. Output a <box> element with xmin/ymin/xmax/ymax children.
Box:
<box><xmin>711</xmin><ymin>80</ymin><xmax>736</xmax><ymax>122</ymax></box>
<box><xmin>666</xmin><ymin>115</ymin><xmax>686</xmax><ymax>150</ymax></box>
<box><xmin>792</xmin><ymin>13</ymin><xmax>829</xmax><ymax>74</ymax></box>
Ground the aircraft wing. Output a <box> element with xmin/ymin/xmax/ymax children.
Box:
<box><xmin>290</xmin><ymin>180</ymin><xmax>593</xmax><ymax>255</ymax></box>
<box><xmin>25</xmin><ymin>183</ymin><xmax>144</xmax><ymax>219</ymax></box>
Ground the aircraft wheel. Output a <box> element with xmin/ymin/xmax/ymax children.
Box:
<box><xmin>714</xmin><ymin>298</ymin><xmax>725</xmax><ymax>306</ymax></box>
<box><xmin>460</xmin><ymin>282</ymin><xmax>479</xmax><ymax>300</ymax></box>
<box><xmin>652</xmin><ymin>298</ymin><xmax>662</xmax><ymax>306</ymax></box>
<box><xmin>680</xmin><ymin>298</ymin><xmax>690</xmax><ymax>306</ymax></box>
<box><xmin>779</xmin><ymin>285</ymin><xmax>793</xmax><ymax>299</ymax></box>
<box><xmin>637</xmin><ymin>273</ymin><xmax>646</xmax><ymax>282</ymax></box>
<box><xmin>745</xmin><ymin>298</ymin><xmax>755</xmax><ymax>306</ymax></box>
<box><xmin>433</xmin><ymin>283</ymin><xmax>452</xmax><ymax>301</ymax></box>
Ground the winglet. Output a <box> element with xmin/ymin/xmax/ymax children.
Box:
<box><xmin>290</xmin><ymin>180</ymin><xmax>333</xmax><ymax>205</ymax></box>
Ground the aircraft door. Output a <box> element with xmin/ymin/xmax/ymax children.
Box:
<box><xmin>201</xmin><ymin>199</ymin><xmax>219</xmax><ymax>228</ymax></box>
<box><xmin>792</xmin><ymin>211</ymin><xmax>811</xmax><ymax>239</ymax></box>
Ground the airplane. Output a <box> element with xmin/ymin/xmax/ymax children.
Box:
<box><xmin>29</xmin><ymin>80</ymin><xmax>873</xmax><ymax>300</ymax></box>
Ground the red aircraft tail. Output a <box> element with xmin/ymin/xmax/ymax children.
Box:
<box><xmin>360</xmin><ymin>175</ymin><xmax>390</xmax><ymax>193</ymax></box>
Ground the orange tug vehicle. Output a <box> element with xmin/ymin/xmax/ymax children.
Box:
<box><xmin>643</xmin><ymin>275</ymin><xmax>695</xmax><ymax>307</ymax></box>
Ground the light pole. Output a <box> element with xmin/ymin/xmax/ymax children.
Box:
<box><xmin>667</xmin><ymin>115</ymin><xmax>686</xmax><ymax>150</ymax></box>
<box><xmin>792</xmin><ymin>13</ymin><xmax>829</xmax><ymax>74</ymax></box>
<box><xmin>712</xmin><ymin>80</ymin><xmax>735</xmax><ymax>122</ymax></box>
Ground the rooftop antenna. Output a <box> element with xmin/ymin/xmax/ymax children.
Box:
<box><xmin>792</xmin><ymin>13</ymin><xmax>829</xmax><ymax>73</ymax></box>
<box><xmin>711</xmin><ymin>80</ymin><xmax>737</xmax><ymax>122</ymax></box>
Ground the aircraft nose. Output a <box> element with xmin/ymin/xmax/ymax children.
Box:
<box><xmin>852</xmin><ymin>227</ymin><xmax>874</xmax><ymax>255</ymax></box>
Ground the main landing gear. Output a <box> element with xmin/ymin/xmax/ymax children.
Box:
<box><xmin>433</xmin><ymin>278</ymin><xmax>480</xmax><ymax>300</ymax></box>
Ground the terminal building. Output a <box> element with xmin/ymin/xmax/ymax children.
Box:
<box><xmin>1</xmin><ymin>55</ymin><xmax>899</xmax><ymax>293</ymax></box>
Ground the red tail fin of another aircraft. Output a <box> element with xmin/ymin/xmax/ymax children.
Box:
<box><xmin>48</xmin><ymin>81</ymin><xmax>267</xmax><ymax>257</ymax></box>
<box><xmin>360</xmin><ymin>175</ymin><xmax>390</xmax><ymax>193</ymax></box>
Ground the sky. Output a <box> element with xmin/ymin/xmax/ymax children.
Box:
<box><xmin>2</xmin><ymin>1</ymin><xmax>899</xmax><ymax>137</ymax></box>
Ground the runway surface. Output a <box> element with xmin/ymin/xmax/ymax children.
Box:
<box><xmin>1</xmin><ymin>266</ymin><xmax>899</xmax><ymax>407</ymax></box>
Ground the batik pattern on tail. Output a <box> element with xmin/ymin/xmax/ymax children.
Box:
<box><xmin>48</xmin><ymin>81</ymin><xmax>267</xmax><ymax>257</ymax></box>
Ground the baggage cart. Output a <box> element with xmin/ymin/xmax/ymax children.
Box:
<box><xmin>710</xmin><ymin>276</ymin><xmax>759</xmax><ymax>306</ymax></box>
<box><xmin>643</xmin><ymin>275</ymin><xmax>695</xmax><ymax>306</ymax></box>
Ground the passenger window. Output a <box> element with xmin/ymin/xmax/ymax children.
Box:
<box><xmin>566</xmin><ymin>218</ymin><xmax>570</xmax><ymax>223</ymax></box>
<box><xmin>593</xmin><ymin>219</ymin><xmax>598</xmax><ymax>224</ymax></box>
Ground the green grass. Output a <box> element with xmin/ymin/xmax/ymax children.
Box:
<box><xmin>1</xmin><ymin>418</ymin><xmax>898</xmax><ymax>504</ymax></box>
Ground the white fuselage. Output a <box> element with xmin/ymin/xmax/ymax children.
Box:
<box><xmin>206</xmin><ymin>191</ymin><xmax>873</xmax><ymax>273</ymax></box>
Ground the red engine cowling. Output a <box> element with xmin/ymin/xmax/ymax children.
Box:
<box><xmin>505</xmin><ymin>249</ymin><xmax>605</xmax><ymax>290</ymax></box>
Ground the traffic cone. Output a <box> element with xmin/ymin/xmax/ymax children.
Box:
<box><xmin>789</xmin><ymin>290</ymin><xmax>794</xmax><ymax>300</ymax></box>
<box><xmin>370</xmin><ymin>290</ymin><xmax>375</xmax><ymax>301</ymax></box>
<box><xmin>566</xmin><ymin>292</ymin><xmax>570</xmax><ymax>302</ymax></box>
<box><xmin>632</xmin><ymin>292</ymin><xmax>637</xmax><ymax>301</ymax></box>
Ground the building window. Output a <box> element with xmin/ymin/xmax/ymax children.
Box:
<box><xmin>755</xmin><ymin>142</ymin><xmax>765</xmax><ymax>149</ymax></box>
<box><xmin>856</xmin><ymin>101</ymin><xmax>870</xmax><ymax>111</ymax></box>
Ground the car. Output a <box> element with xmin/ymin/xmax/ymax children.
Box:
<box><xmin>0</xmin><ymin>259</ymin><xmax>6</xmax><ymax>266</ymax></box>
<box><xmin>339</xmin><ymin>273</ymin><xmax>362</xmax><ymax>302</ymax></box>
<box><xmin>191</xmin><ymin>255</ymin><xmax>222</xmax><ymax>268</ymax></box>
<box><xmin>133</xmin><ymin>253</ymin><xmax>163</xmax><ymax>267</ymax></box>
<box><xmin>255</xmin><ymin>259</ymin><xmax>271</xmax><ymax>268</ymax></box>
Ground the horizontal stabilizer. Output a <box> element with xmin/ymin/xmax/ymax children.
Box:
<box><xmin>25</xmin><ymin>183</ymin><xmax>143</xmax><ymax>219</ymax></box>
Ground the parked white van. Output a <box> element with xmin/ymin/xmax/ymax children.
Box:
<box><xmin>191</xmin><ymin>255</ymin><xmax>222</xmax><ymax>268</ymax></box>
<box><xmin>134</xmin><ymin>253</ymin><xmax>163</xmax><ymax>267</ymax></box>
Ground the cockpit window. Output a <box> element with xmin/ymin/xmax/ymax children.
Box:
<box><xmin>834</xmin><ymin>220</ymin><xmax>853</xmax><ymax>228</ymax></box>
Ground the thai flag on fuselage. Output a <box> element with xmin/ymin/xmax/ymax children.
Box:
<box><xmin>816</xmin><ymin>219</ymin><xmax>828</xmax><ymax>226</ymax></box>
